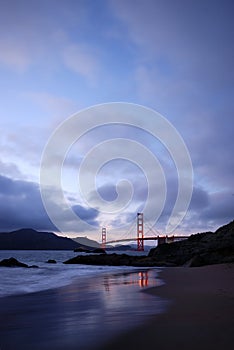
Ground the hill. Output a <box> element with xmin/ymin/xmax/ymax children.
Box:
<box><xmin>0</xmin><ymin>228</ymin><xmax>80</xmax><ymax>250</ymax></box>
<box><xmin>72</xmin><ymin>236</ymin><xmax>101</xmax><ymax>248</ymax></box>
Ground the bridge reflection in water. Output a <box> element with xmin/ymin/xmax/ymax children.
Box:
<box><xmin>103</xmin><ymin>270</ymin><xmax>151</xmax><ymax>292</ymax></box>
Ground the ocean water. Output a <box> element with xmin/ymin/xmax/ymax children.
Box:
<box><xmin>0</xmin><ymin>250</ymin><xmax>168</xmax><ymax>350</ymax></box>
<box><xmin>0</xmin><ymin>249</ymin><xmax>154</xmax><ymax>297</ymax></box>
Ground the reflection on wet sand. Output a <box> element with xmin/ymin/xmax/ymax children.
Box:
<box><xmin>138</xmin><ymin>271</ymin><xmax>149</xmax><ymax>287</ymax></box>
<box><xmin>103</xmin><ymin>271</ymin><xmax>150</xmax><ymax>291</ymax></box>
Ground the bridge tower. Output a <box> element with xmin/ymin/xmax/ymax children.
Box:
<box><xmin>137</xmin><ymin>212</ymin><xmax>144</xmax><ymax>251</ymax></box>
<box><xmin>101</xmin><ymin>227</ymin><xmax>107</xmax><ymax>249</ymax></box>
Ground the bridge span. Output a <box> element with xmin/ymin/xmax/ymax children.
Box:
<box><xmin>101</xmin><ymin>213</ymin><xmax>190</xmax><ymax>251</ymax></box>
<box><xmin>106</xmin><ymin>235</ymin><xmax>190</xmax><ymax>245</ymax></box>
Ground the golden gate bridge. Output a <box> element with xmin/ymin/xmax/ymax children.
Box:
<box><xmin>100</xmin><ymin>213</ymin><xmax>189</xmax><ymax>251</ymax></box>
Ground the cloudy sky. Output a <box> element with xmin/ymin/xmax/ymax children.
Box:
<box><xmin>0</xmin><ymin>0</ymin><xmax>233</xmax><ymax>241</ymax></box>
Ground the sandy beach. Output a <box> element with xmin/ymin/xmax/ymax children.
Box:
<box><xmin>101</xmin><ymin>263</ymin><xmax>234</xmax><ymax>350</ymax></box>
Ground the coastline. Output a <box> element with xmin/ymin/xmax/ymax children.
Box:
<box><xmin>100</xmin><ymin>263</ymin><xmax>234</xmax><ymax>350</ymax></box>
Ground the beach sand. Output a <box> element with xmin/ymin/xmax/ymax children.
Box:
<box><xmin>100</xmin><ymin>263</ymin><xmax>234</xmax><ymax>350</ymax></box>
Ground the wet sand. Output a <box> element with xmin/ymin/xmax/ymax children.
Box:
<box><xmin>101</xmin><ymin>263</ymin><xmax>234</xmax><ymax>350</ymax></box>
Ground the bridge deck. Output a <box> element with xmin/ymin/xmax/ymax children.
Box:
<box><xmin>105</xmin><ymin>235</ymin><xmax>189</xmax><ymax>244</ymax></box>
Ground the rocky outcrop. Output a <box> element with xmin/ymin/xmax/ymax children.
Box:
<box><xmin>106</xmin><ymin>244</ymin><xmax>133</xmax><ymax>251</ymax></box>
<box><xmin>64</xmin><ymin>253</ymin><xmax>151</xmax><ymax>266</ymax></box>
<box><xmin>149</xmin><ymin>220</ymin><xmax>234</xmax><ymax>267</ymax></box>
<box><xmin>0</xmin><ymin>257</ymin><xmax>38</xmax><ymax>268</ymax></box>
<box><xmin>74</xmin><ymin>247</ymin><xmax>106</xmax><ymax>254</ymax></box>
<box><xmin>74</xmin><ymin>247</ymin><xmax>92</xmax><ymax>253</ymax></box>
<box><xmin>92</xmin><ymin>248</ymin><xmax>106</xmax><ymax>254</ymax></box>
<box><xmin>46</xmin><ymin>259</ymin><xmax>57</xmax><ymax>264</ymax></box>
<box><xmin>63</xmin><ymin>253</ymin><xmax>176</xmax><ymax>267</ymax></box>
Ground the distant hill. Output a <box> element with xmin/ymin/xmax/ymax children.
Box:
<box><xmin>0</xmin><ymin>228</ymin><xmax>81</xmax><ymax>250</ymax></box>
<box><xmin>72</xmin><ymin>237</ymin><xmax>136</xmax><ymax>251</ymax></box>
<box><xmin>0</xmin><ymin>228</ymin><xmax>135</xmax><ymax>251</ymax></box>
<box><xmin>72</xmin><ymin>236</ymin><xmax>101</xmax><ymax>248</ymax></box>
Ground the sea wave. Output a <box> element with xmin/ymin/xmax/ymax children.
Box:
<box><xmin>0</xmin><ymin>250</ymin><xmax>147</xmax><ymax>297</ymax></box>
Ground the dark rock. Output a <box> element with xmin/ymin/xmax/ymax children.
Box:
<box><xmin>28</xmin><ymin>265</ymin><xmax>39</xmax><ymax>268</ymax></box>
<box><xmin>46</xmin><ymin>259</ymin><xmax>57</xmax><ymax>264</ymax></box>
<box><xmin>92</xmin><ymin>248</ymin><xmax>106</xmax><ymax>254</ymax></box>
<box><xmin>0</xmin><ymin>257</ymin><xmax>28</xmax><ymax>268</ymax></box>
<box><xmin>63</xmin><ymin>253</ymin><xmax>151</xmax><ymax>266</ymax></box>
<box><xmin>106</xmin><ymin>245</ymin><xmax>133</xmax><ymax>251</ymax></box>
<box><xmin>74</xmin><ymin>247</ymin><xmax>91</xmax><ymax>253</ymax></box>
<box><xmin>73</xmin><ymin>247</ymin><xmax>106</xmax><ymax>254</ymax></box>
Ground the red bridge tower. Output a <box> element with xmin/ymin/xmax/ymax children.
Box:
<box><xmin>137</xmin><ymin>212</ymin><xmax>144</xmax><ymax>251</ymax></box>
<box><xmin>101</xmin><ymin>227</ymin><xmax>106</xmax><ymax>249</ymax></box>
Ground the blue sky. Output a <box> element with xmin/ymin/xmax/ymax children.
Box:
<box><xmin>0</xmin><ymin>0</ymin><xmax>233</xmax><ymax>241</ymax></box>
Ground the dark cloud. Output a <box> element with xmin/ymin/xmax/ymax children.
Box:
<box><xmin>0</xmin><ymin>174</ymin><xmax>55</xmax><ymax>231</ymax></box>
<box><xmin>0</xmin><ymin>174</ymin><xmax>100</xmax><ymax>233</ymax></box>
<box><xmin>189</xmin><ymin>187</ymin><xmax>210</xmax><ymax>211</ymax></box>
<box><xmin>72</xmin><ymin>205</ymin><xmax>99</xmax><ymax>227</ymax></box>
<box><xmin>95</xmin><ymin>179</ymin><xmax>148</xmax><ymax>204</ymax></box>
<box><xmin>97</xmin><ymin>184</ymin><xmax>118</xmax><ymax>202</ymax></box>
<box><xmin>198</xmin><ymin>191</ymin><xmax>234</xmax><ymax>223</ymax></box>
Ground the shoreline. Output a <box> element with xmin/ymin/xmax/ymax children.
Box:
<box><xmin>0</xmin><ymin>267</ymin><xmax>164</xmax><ymax>350</ymax></box>
<box><xmin>100</xmin><ymin>263</ymin><xmax>234</xmax><ymax>350</ymax></box>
